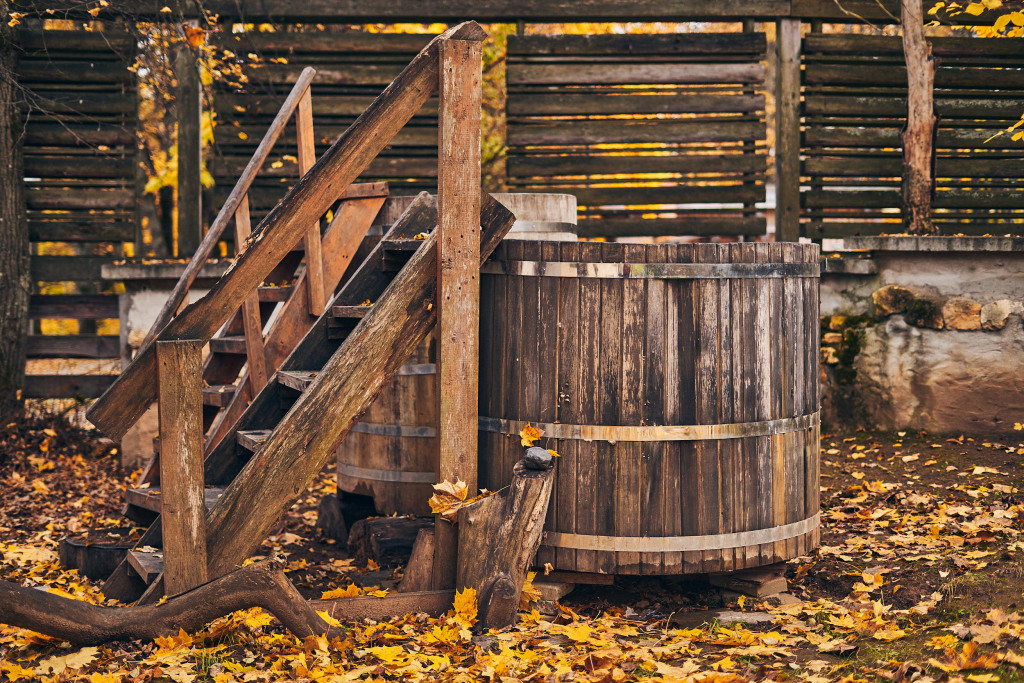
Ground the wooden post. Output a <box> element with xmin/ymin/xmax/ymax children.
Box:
<box><xmin>156</xmin><ymin>339</ymin><xmax>208</xmax><ymax>595</ymax></box>
<box><xmin>774</xmin><ymin>19</ymin><xmax>801</xmax><ymax>243</ymax></box>
<box><xmin>174</xmin><ymin>45</ymin><xmax>202</xmax><ymax>258</ymax></box>
<box><xmin>232</xmin><ymin>195</ymin><xmax>269</xmax><ymax>393</ymax></box>
<box><xmin>901</xmin><ymin>0</ymin><xmax>937</xmax><ymax>235</ymax></box>
<box><xmin>294</xmin><ymin>87</ymin><xmax>327</xmax><ymax>316</ymax></box>
<box><xmin>432</xmin><ymin>37</ymin><xmax>483</xmax><ymax>590</ymax></box>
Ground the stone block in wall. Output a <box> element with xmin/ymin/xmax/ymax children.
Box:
<box><xmin>942</xmin><ymin>297</ymin><xmax>982</xmax><ymax>331</ymax></box>
<box><xmin>872</xmin><ymin>285</ymin><xmax>916</xmax><ymax>317</ymax></box>
<box><xmin>904</xmin><ymin>297</ymin><xmax>944</xmax><ymax>330</ymax></box>
<box><xmin>980</xmin><ymin>300</ymin><xmax>1013</xmax><ymax>331</ymax></box>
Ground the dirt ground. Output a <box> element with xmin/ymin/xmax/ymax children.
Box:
<box><xmin>1</xmin><ymin>415</ymin><xmax>1023</xmax><ymax>682</ymax></box>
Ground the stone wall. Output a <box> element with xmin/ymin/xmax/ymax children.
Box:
<box><xmin>819</xmin><ymin>237</ymin><xmax>1024</xmax><ymax>437</ymax></box>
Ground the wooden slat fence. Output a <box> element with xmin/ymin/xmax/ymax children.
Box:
<box><xmin>208</xmin><ymin>30</ymin><xmax>437</xmax><ymax>236</ymax></box>
<box><xmin>801</xmin><ymin>33</ymin><xmax>1024</xmax><ymax>239</ymax></box>
<box><xmin>16</xmin><ymin>28</ymin><xmax>137</xmax><ymax>398</ymax></box>
<box><xmin>506</xmin><ymin>33</ymin><xmax>769</xmax><ymax>239</ymax></box>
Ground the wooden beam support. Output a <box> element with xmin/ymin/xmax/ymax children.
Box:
<box><xmin>457</xmin><ymin>454</ymin><xmax>555</xmax><ymax>631</ymax></box>
<box><xmin>88</xmin><ymin>22</ymin><xmax>486</xmax><ymax>441</ymax></box>
<box><xmin>432</xmin><ymin>36</ymin><xmax>483</xmax><ymax>592</ymax></box>
<box><xmin>294</xmin><ymin>87</ymin><xmax>327</xmax><ymax>316</ymax></box>
<box><xmin>774</xmin><ymin>18</ymin><xmax>801</xmax><ymax>243</ymax></box>
<box><xmin>233</xmin><ymin>196</ymin><xmax>269</xmax><ymax>394</ymax></box>
<box><xmin>156</xmin><ymin>339</ymin><xmax>208</xmax><ymax>596</ymax></box>
<box><xmin>174</xmin><ymin>45</ymin><xmax>202</xmax><ymax>258</ymax></box>
<box><xmin>900</xmin><ymin>0</ymin><xmax>937</xmax><ymax>235</ymax></box>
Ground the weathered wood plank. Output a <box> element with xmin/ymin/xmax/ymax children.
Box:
<box><xmin>509</xmin><ymin>119</ymin><xmax>763</xmax><ymax>147</ymax></box>
<box><xmin>508</xmin><ymin>32</ymin><xmax>766</xmax><ymax>57</ymax></box>
<box><xmin>22</xmin><ymin>374</ymin><xmax>116</xmax><ymax>399</ymax></box>
<box><xmin>508</xmin><ymin>62</ymin><xmax>764</xmax><ymax>86</ymax></box>
<box><xmin>87</xmin><ymin>23</ymin><xmax>487</xmax><ymax>441</ymax></box>
<box><xmin>295</xmin><ymin>87</ymin><xmax>327</xmax><ymax>316</ymax></box>
<box><xmin>432</xmin><ymin>38</ymin><xmax>483</xmax><ymax>591</ymax></box>
<box><xmin>175</xmin><ymin>46</ymin><xmax>203</xmax><ymax>257</ymax></box>
<box><xmin>25</xmin><ymin>334</ymin><xmax>119</xmax><ymax>359</ymax></box>
<box><xmin>233</xmin><ymin>196</ymin><xmax>270</xmax><ymax>393</ymax></box>
<box><xmin>507</xmin><ymin>153</ymin><xmax>763</xmax><ymax>179</ymax></box>
<box><xmin>29</xmin><ymin>294</ymin><xmax>118</xmax><ymax>319</ymax></box>
<box><xmin>774</xmin><ymin>18</ymin><xmax>801</xmax><ymax>242</ymax></box>
<box><xmin>156</xmin><ymin>340</ymin><xmax>208</xmax><ymax>596</ymax></box>
<box><xmin>507</xmin><ymin>92</ymin><xmax>764</xmax><ymax>117</ymax></box>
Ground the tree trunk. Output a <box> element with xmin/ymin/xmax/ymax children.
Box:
<box><xmin>0</xmin><ymin>8</ymin><xmax>30</xmax><ymax>421</ymax></box>
<box><xmin>901</xmin><ymin>0</ymin><xmax>937</xmax><ymax>235</ymax></box>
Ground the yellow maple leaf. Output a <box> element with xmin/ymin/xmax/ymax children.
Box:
<box><xmin>243</xmin><ymin>608</ymin><xmax>274</xmax><ymax>629</ymax></box>
<box><xmin>428</xmin><ymin>479</ymin><xmax>469</xmax><ymax>523</ymax></box>
<box><xmin>321</xmin><ymin>584</ymin><xmax>362</xmax><ymax>599</ymax></box>
<box><xmin>519</xmin><ymin>571</ymin><xmax>542</xmax><ymax>610</ymax></box>
<box><xmin>316</xmin><ymin>610</ymin><xmax>343</xmax><ymax>628</ymax></box>
<box><xmin>366</xmin><ymin>645</ymin><xmax>411</xmax><ymax>666</ymax></box>
<box><xmin>36</xmin><ymin>647</ymin><xmax>98</xmax><ymax>675</ymax></box>
<box><xmin>89</xmin><ymin>673</ymin><xmax>122</xmax><ymax>683</ymax></box>
<box><xmin>453</xmin><ymin>587</ymin><xmax>478</xmax><ymax>627</ymax></box>
<box><xmin>929</xmin><ymin>642</ymin><xmax>1000</xmax><ymax>672</ymax></box>
<box><xmin>1</xmin><ymin>662</ymin><xmax>37</xmax><ymax>682</ymax></box>
<box><xmin>520</xmin><ymin>423</ymin><xmax>543</xmax><ymax>447</ymax></box>
<box><xmin>556</xmin><ymin>622</ymin><xmax>593</xmax><ymax>643</ymax></box>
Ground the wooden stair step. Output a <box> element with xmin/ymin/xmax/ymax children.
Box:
<box><xmin>209</xmin><ymin>336</ymin><xmax>248</xmax><ymax>354</ymax></box>
<box><xmin>127</xmin><ymin>549</ymin><xmax>163</xmax><ymax>584</ymax></box>
<box><xmin>257</xmin><ymin>285</ymin><xmax>295</xmax><ymax>302</ymax></box>
<box><xmin>382</xmin><ymin>238</ymin><xmax>424</xmax><ymax>252</ymax></box>
<box><xmin>237</xmin><ymin>429</ymin><xmax>273</xmax><ymax>452</ymax></box>
<box><xmin>329</xmin><ymin>305</ymin><xmax>373</xmax><ymax>320</ymax></box>
<box><xmin>202</xmin><ymin>384</ymin><xmax>236</xmax><ymax>407</ymax></box>
<box><xmin>126</xmin><ymin>486</ymin><xmax>225</xmax><ymax>514</ymax></box>
<box><xmin>277</xmin><ymin>370</ymin><xmax>318</xmax><ymax>392</ymax></box>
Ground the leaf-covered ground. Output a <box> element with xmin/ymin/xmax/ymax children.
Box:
<box><xmin>1</xmin><ymin>417</ymin><xmax>1023</xmax><ymax>682</ymax></box>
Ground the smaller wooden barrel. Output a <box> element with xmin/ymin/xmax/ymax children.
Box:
<box><xmin>479</xmin><ymin>241</ymin><xmax>821</xmax><ymax>575</ymax></box>
<box><xmin>337</xmin><ymin>193</ymin><xmax>576</xmax><ymax>515</ymax></box>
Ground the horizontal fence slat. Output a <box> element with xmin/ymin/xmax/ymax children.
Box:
<box><xmin>805</xmin><ymin>188</ymin><xmax>1024</xmax><ymax>209</ymax></box>
<box><xmin>803</xmin><ymin>126</ymin><xmax>1022</xmax><ymax>149</ymax></box>
<box><xmin>23</xmin><ymin>374</ymin><xmax>117</xmax><ymax>399</ymax></box>
<box><xmin>508</xmin><ymin>153</ymin><xmax>765</xmax><ymax>178</ymax></box>
<box><xmin>804</xmin><ymin>95</ymin><xmax>1024</xmax><ymax>119</ymax></box>
<box><xmin>508</xmin><ymin>92</ymin><xmax>763</xmax><ymax>116</ymax></box>
<box><xmin>803</xmin><ymin>33</ymin><xmax>1024</xmax><ymax>58</ymax></box>
<box><xmin>508</xmin><ymin>32</ymin><xmax>766</xmax><ymax>57</ymax></box>
<box><xmin>541</xmin><ymin>184</ymin><xmax>764</xmax><ymax>207</ymax></box>
<box><xmin>30</xmin><ymin>256</ymin><xmax>115</xmax><ymax>282</ymax></box>
<box><xmin>508</xmin><ymin>61</ymin><xmax>764</xmax><ymax>86</ymax></box>
<box><xmin>17</xmin><ymin>29</ymin><xmax>137</xmax><ymax>53</ymax></box>
<box><xmin>26</xmin><ymin>335</ymin><xmax>120</xmax><ymax>359</ymax></box>
<box><xmin>29</xmin><ymin>294</ymin><xmax>120</xmax><ymax>319</ymax></box>
<box><xmin>17</xmin><ymin>60</ymin><xmax>134</xmax><ymax>84</ymax></box>
<box><xmin>26</xmin><ymin>187</ymin><xmax>135</xmax><ymax>211</ymax></box>
<box><xmin>804</xmin><ymin>63</ymin><xmax>1024</xmax><ymax>89</ymax></box>
<box><xmin>30</xmin><ymin>221</ymin><xmax>134</xmax><ymax>242</ymax></box>
<box><xmin>25</xmin><ymin>155</ymin><xmax>134</xmax><ymax>179</ymax></box>
<box><xmin>212</xmin><ymin>31</ymin><xmax>434</xmax><ymax>54</ymax></box>
<box><xmin>804</xmin><ymin>156</ymin><xmax>1024</xmax><ymax>179</ymax></box>
<box><xmin>509</xmin><ymin>119</ymin><xmax>763</xmax><ymax>146</ymax></box>
<box><xmin>23</xmin><ymin>123</ymin><xmax>135</xmax><ymax>147</ymax></box>
<box><xmin>577</xmin><ymin>215</ymin><xmax>765</xmax><ymax>237</ymax></box>
<box><xmin>216</xmin><ymin>93</ymin><xmax>438</xmax><ymax>118</ymax></box>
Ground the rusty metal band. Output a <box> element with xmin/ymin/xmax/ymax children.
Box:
<box><xmin>350</xmin><ymin>423</ymin><xmax>437</xmax><ymax>438</ymax></box>
<box><xmin>477</xmin><ymin>412</ymin><xmax>818</xmax><ymax>442</ymax></box>
<box><xmin>396</xmin><ymin>363</ymin><xmax>436</xmax><ymax>376</ymax></box>
<box><xmin>338</xmin><ymin>463</ymin><xmax>435</xmax><ymax>484</ymax></box>
<box><xmin>480</xmin><ymin>260</ymin><xmax>818</xmax><ymax>279</ymax></box>
<box><xmin>543</xmin><ymin>512</ymin><xmax>820</xmax><ymax>553</ymax></box>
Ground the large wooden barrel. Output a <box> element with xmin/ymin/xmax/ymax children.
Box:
<box><xmin>337</xmin><ymin>193</ymin><xmax>576</xmax><ymax>515</ymax></box>
<box><xmin>478</xmin><ymin>241</ymin><xmax>821</xmax><ymax>575</ymax></box>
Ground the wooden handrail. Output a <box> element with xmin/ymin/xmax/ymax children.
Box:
<box><xmin>139</xmin><ymin>66</ymin><xmax>318</xmax><ymax>352</ymax></box>
<box><xmin>88</xmin><ymin>21</ymin><xmax>487</xmax><ymax>441</ymax></box>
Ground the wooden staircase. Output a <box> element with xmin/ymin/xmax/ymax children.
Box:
<box><xmin>87</xmin><ymin>21</ymin><xmax>497</xmax><ymax>604</ymax></box>
<box><xmin>104</xmin><ymin>192</ymin><xmax>514</xmax><ymax>602</ymax></box>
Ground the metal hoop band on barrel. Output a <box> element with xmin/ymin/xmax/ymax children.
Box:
<box><xmin>338</xmin><ymin>463</ymin><xmax>435</xmax><ymax>484</ymax></box>
<box><xmin>480</xmin><ymin>261</ymin><xmax>819</xmax><ymax>279</ymax></box>
<box><xmin>478</xmin><ymin>411</ymin><xmax>818</xmax><ymax>442</ymax></box>
<box><xmin>543</xmin><ymin>512</ymin><xmax>820</xmax><ymax>553</ymax></box>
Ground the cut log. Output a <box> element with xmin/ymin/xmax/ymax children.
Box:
<box><xmin>398</xmin><ymin>528</ymin><xmax>436</xmax><ymax>593</ymax></box>
<box><xmin>0</xmin><ymin>560</ymin><xmax>333</xmax><ymax>645</ymax></box>
<box><xmin>348</xmin><ymin>516</ymin><xmax>434</xmax><ymax>567</ymax></box>
<box><xmin>456</xmin><ymin>457</ymin><xmax>555</xmax><ymax>631</ymax></box>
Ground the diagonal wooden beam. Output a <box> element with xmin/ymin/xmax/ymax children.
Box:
<box><xmin>203</xmin><ymin>194</ymin><xmax>514</xmax><ymax>581</ymax></box>
<box><xmin>87</xmin><ymin>21</ymin><xmax>487</xmax><ymax>441</ymax></box>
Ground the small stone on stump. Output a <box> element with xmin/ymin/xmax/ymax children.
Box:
<box><xmin>523</xmin><ymin>447</ymin><xmax>553</xmax><ymax>470</ymax></box>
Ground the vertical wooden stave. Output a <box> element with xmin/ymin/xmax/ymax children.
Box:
<box><xmin>660</xmin><ymin>245</ymin><xmax>684</xmax><ymax>575</ymax></box>
<box><xmin>554</xmin><ymin>240</ymin><xmax>581</xmax><ymax>572</ymax></box>
<box><xmin>505</xmin><ymin>240</ymin><xmax>526</xmax><ymax>505</ymax></box>
<box><xmin>575</xmin><ymin>241</ymin><xmax>603</xmax><ymax>574</ymax></box>
<box><xmin>641</xmin><ymin>244</ymin><xmax>668</xmax><ymax>574</ymax></box>
<box><xmin>674</xmin><ymin>244</ymin><xmax>701</xmax><ymax>574</ymax></box>
<box><xmin>534</xmin><ymin>239</ymin><xmax>560</xmax><ymax>569</ymax></box>
<box><xmin>695</xmin><ymin>243</ymin><xmax>722</xmax><ymax>573</ymax></box>
<box><xmin>618</xmin><ymin>243</ymin><xmax>646</xmax><ymax>574</ymax></box>
<box><xmin>715</xmin><ymin>244</ymin><xmax>738</xmax><ymax>573</ymax></box>
<box><xmin>596</xmin><ymin>242</ymin><xmax>624</xmax><ymax>575</ymax></box>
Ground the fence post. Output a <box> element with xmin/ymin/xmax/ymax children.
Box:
<box><xmin>156</xmin><ymin>339</ymin><xmax>208</xmax><ymax>595</ymax></box>
<box><xmin>175</xmin><ymin>44</ymin><xmax>202</xmax><ymax>257</ymax></box>
<box><xmin>432</xmin><ymin>37</ymin><xmax>483</xmax><ymax>590</ymax></box>
<box><xmin>774</xmin><ymin>18</ymin><xmax>802</xmax><ymax>242</ymax></box>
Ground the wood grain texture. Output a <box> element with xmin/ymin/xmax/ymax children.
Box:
<box><xmin>88</xmin><ymin>22</ymin><xmax>486</xmax><ymax>441</ymax></box>
<box><xmin>233</xmin><ymin>196</ymin><xmax>269</xmax><ymax>394</ymax></box>
<box><xmin>295</xmin><ymin>87</ymin><xmax>327</xmax><ymax>314</ymax></box>
<box><xmin>774</xmin><ymin>19</ymin><xmax>801</xmax><ymax>242</ymax></box>
<box><xmin>457</xmin><ymin>460</ymin><xmax>555</xmax><ymax>630</ymax></box>
<box><xmin>900</xmin><ymin>0</ymin><xmax>936</xmax><ymax>235</ymax></box>
<box><xmin>433</xmin><ymin>38</ymin><xmax>483</xmax><ymax>591</ymax></box>
<box><xmin>174</xmin><ymin>46</ymin><xmax>202</xmax><ymax>257</ymax></box>
<box><xmin>201</xmin><ymin>194</ymin><xmax>512</xmax><ymax>582</ymax></box>
<box><xmin>156</xmin><ymin>340</ymin><xmax>208</xmax><ymax>595</ymax></box>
